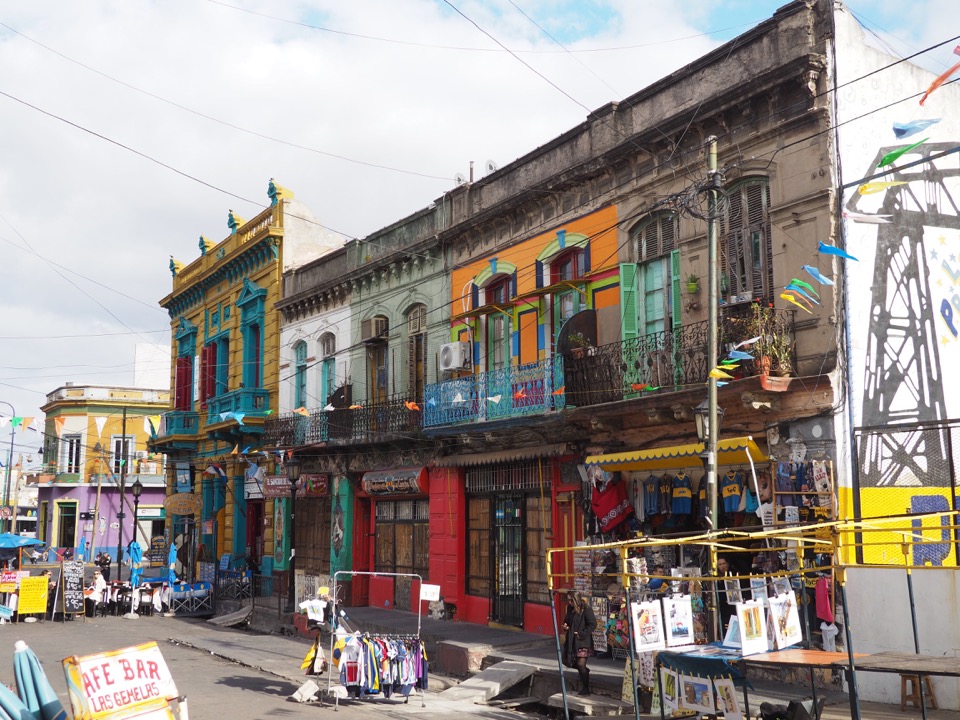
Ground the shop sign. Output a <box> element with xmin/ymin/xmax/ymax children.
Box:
<box><xmin>62</xmin><ymin>641</ymin><xmax>180</xmax><ymax>719</ymax></box>
<box><xmin>262</xmin><ymin>474</ymin><xmax>329</xmax><ymax>498</ymax></box>
<box><xmin>162</xmin><ymin>492</ymin><xmax>202</xmax><ymax>516</ymax></box>
<box><xmin>361</xmin><ymin>467</ymin><xmax>428</xmax><ymax>496</ymax></box>
<box><xmin>245</xmin><ymin>474</ymin><xmax>264</xmax><ymax>500</ymax></box>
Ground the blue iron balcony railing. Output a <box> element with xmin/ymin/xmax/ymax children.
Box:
<box><xmin>206</xmin><ymin>388</ymin><xmax>270</xmax><ymax>423</ymax></box>
<box><xmin>160</xmin><ymin>411</ymin><xmax>199</xmax><ymax>437</ymax></box>
<box><xmin>423</xmin><ymin>356</ymin><xmax>565</xmax><ymax>427</ymax></box>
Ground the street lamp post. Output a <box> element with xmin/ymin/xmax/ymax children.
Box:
<box><xmin>131</xmin><ymin>478</ymin><xmax>143</xmax><ymax>544</ymax></box>
<box><xmin>285</xmin><ymin>456</ymin><xmax>301</xmax><ymax>613</ymax></box>
<box><xmin>0</xmin><ymin>401</ymin><xmax>17</xmax><ymax>534</ymax></box>
<box><xmin>116</xmin><ymin>407</ymin><xmax>128</xmax><ymax>582</ymax></box>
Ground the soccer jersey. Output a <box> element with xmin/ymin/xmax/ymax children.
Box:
<box><xmin>776</xmin><ymin>462</ymin><xmax>797</xmax><ymax>507</ymax></box>
<box><xmin>720</xmin><ymin>470</ymin><xmax>744</xmax><ymax>513</ymax></box>
<box><xmin>643</xmin><ymin>475</ymin><xmax>660</xmax><ymax>516</ymax></box>
<box><xmin>671</xmin><ymin>472</ymin><xmax>693</xmax><ymax>515</ymax></box>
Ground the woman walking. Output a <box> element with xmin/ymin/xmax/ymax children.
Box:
<box><xmin>562</xmin><ymin>589</ymin><xmax>597</xmax><ymax>696</ymax></box>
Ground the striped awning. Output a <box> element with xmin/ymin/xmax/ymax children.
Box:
<box><xmin>585</xmin><ymin>436</ymin><xmax>767</xmax><ymax>472</ymax></box>
<box><xmin>433</xmin><ymin>442</ymin><xmax>570</xmax><ymax>467</ymax></box>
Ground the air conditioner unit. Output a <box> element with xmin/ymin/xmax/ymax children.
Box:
<box><xmin>361</xmin><ymin>317</ymin><xmax>388</xmax><ymax>341</ymax></box>
<box><xmin>439</xmin><ymin>341</ymin><xmax>472</xmax><ymax>372</ymax></box>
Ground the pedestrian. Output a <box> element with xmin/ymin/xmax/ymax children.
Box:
<box><xmin>96</xmin><ymin>551</ymin><xmax>112</xmax><ymax>582</ymax></box>
<box><xmin>561</xmin><ymin>589</ymin><xmax>596</xmax><ymax>696</ymax></box>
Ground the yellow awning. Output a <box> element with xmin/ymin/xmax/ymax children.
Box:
<box><xmin>585</xmin><ymin>436</ymin><xmax>767</xmax><ymax>472</ymax></box>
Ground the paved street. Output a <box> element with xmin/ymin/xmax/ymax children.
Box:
<box><xmin>0</xmin><ymin>614</ymin><xmax>532</xmax><ymax>719</ymax></box>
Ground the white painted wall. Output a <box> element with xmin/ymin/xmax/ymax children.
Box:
<box><xmin>279</xmin><ymin>304</ymin><xmax>351</xmax><ymax>414</ymax></box>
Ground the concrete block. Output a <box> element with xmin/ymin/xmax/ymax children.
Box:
<box><xmin>437</xmin><ymin>640</ymin><xmax>493</xmax><ymax>677</ymax></box>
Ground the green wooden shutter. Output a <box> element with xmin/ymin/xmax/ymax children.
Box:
<box><xmin>670</xmin><ymin>249</ymin><xmax>682</xmax><ymax>329</ymax></box>
<box><xmin>620</xmin><ymin>263</ymin><xmax>638</xmax><ymax>341</ymax></box>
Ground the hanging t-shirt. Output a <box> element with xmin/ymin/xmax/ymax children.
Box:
<box><xmin>671</xmin><ymin>472</ymin><xmax>693</xmax><ymax>515</ymax></box>
<box><xmin>643</xmin><ymin>475</ymin><xmax>660</xmax><ymax>517</ymax></box>
<box><xmin>776</xmin><ymin>462</ymin><xmax>797</xmax><ymax>507</ymax></box>
<box><xmin>697</xmin><ymin>476</ymin><xmax>708</xmax><ymax>520</ymax></box>
<box><xmin>720</xmin><ymin>470</ymin><xmax>743</xmax><ymax>513</ymax></box>
<box><xmin>658</xmin><ymin>474</ymin><xmax>673</xmax><ymax>515</ymax></box>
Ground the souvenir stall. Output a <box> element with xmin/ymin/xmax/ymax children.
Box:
<box><xmin>547</xmin><ymin>511</ymin><xmax>960</xmax><ymax>720</ymax></box>
<box><xmin>326</xmin><ymin>571</ymin><xmax>428</xmax><ymax>709</ymax></box>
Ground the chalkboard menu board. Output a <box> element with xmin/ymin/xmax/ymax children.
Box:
<box><xmin>61</xmin><ymin>561</ymin><xmax>85</xmax><ymax>615</ymax></box>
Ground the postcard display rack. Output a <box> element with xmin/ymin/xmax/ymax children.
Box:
<box><xmin>327</xmin><ymin>571</ymin><xmax>427</xmax><ymax>709</ymax></box>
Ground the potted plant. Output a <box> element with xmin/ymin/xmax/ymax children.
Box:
<box><xmin>686</xmin><ymin>273</ymin><xmax>700</xmax><ymax>294</ymax></box>
<box><xmin>568</xmin><ymin>331</ymin><xmax>589</xmax><ymax>358</ymax></box>
<box><xmin>743</xmin><ymin>303</ymin><xmax>794</xmax><ymax>388</ymax></box>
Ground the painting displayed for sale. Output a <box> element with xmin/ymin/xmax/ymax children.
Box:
<box><xmin>630</xmin><ymin>600</ymin><xmax>666</xmax><ymax>653</ymax></box>
<box><xmin>713</xmin><ymin>676</ymin><xmax>743</xmax><ymax>720</ymax></box>
<box><xmin>662</xmin><ymin>595</ymin><xmax>694</xmax><ymax>648</ymax></box>
<box><xmin>735</xmin><ymin>600</ymin><xmax>768</xmax><ymax>656</ymax></box>
<box><xmin>680</xmin><ymin>675</ymin><xmax>715</xmax><ymax>714</ymax></box>
<box><xmin>768</xmin><ymin>590</ymin><xmax>803</xmax><ymax>649</ymax></box>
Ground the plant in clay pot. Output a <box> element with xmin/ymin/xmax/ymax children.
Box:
<box><xmin>686</xmin><ymin>273</ymin><xmax>700</xmax><ymax>294</ymax></box>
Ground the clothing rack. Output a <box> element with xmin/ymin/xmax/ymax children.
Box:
<box><xmin>326</xmin><ymin>571</ymin><xmax>426</xmax><ymax>710</ymax></box>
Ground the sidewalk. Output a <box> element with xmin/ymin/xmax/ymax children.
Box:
<box><xmin>140</xmin><ymin>607</ymin><xmax>960</xmax><ymax>719</ymax></box>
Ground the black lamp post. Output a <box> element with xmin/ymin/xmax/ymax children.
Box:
<box><xmin>285</xmin><ymin>457</ymin><xmax>301</xmax><ymax>613</ymax></box>
<box><xmin>131</xmin><ymin>478</ymin><xmax>143</xmax><ymax>544</ymax></box>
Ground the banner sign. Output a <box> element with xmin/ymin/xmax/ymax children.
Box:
<box><xmin>262</xmin><ymin>474</ymin><xmax>328</xmax><ymax>498</ymax></box>
<box><xmin>360</xmin><ymin>467</ymin><xmax>428</xmax><ymax>496</ymax></box>
<box><xmin>175</xmin><ymin>462</ymin><xmax>191</xmax><ymax>493</ymax></box>
<box><xmin>62</xmin><ymin>641</ymin><xmax>179</xmax><ymax>719</ymax></box>
<box><xmin>163</xmin><ymin>492</ymin><xmax>202</xmax><ymax>516</ymax></box>
<box><xmin>17</xmin><ymin>576</ymin><xmax>48</xmax><ymax>615</ymax></box>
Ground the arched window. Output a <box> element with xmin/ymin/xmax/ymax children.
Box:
<box><xmin>365</xmin><ymin>315</ymin><xmax>389</xmax><ymax>405</ymax></box>
<box><xmin>631</xmin><ymin>211</ymin><xmax>679</xmax><ymax>336</ymax></box>
<box><xmin>722</xmin><ymin>178</ymin><xmax>772</xmax><ymax>304</ymax></box>
<box><xmin>293</xmin><ymin>340</ymin><xmax>308</xmax><ymax>409</ymax></box>
<box><xmin>407</xmin><ymin>304</ymin><xmax>428</xmax><ymax>401</ymax></box>
<box><xmin>319</xmin><ymin>333</ymin><xmax>336</xmax><ymax>406</ymax></box>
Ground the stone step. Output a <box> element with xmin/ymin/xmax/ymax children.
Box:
<box><xmin>547</xmin><ymin>692</ymin><xmax>636</xmax><ymax>717</ymax></box>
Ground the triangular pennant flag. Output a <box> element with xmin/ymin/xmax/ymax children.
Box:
<box><xmin>323</xmin><ymin>404</ymin><xmax>335</xmax><ymax>411</ymax></box>
<box><xmin>552</xmin><ymin>386</ymin><xmax>565</xmax><ymax>395</ymax></box>
<box><xmin>631</xmin><ymin>383</ymin><xmax>649</xmax><ymax>391</ymax></box>
<box><xmin>878</xmin><ymin>138</ymin><xmax>928</xmax><ymax>167</ymax></box>
<box><xmin>734</xmin><ymin>336</ymin><xmax>761</xmax><ymax>349</ymax></box>
<box><xmin>349</xmin><ymin>404</ymin><xmax>363</xmax><ymax>410</ymax></box>
<box><xmin>859</xmin><ymin>180</ymin><xmax>908</xmax><ymax>195</ymax></box>
<box><xmin>802</xmin><ymin>265</ymin><xmax>834</xmax><ymax>285</ymax></box>
<box><xmin>716</xmin><ymin>380</ymin><xmax>729</xmax><ymax>387</ymax></box>
<box><xmin>404</xmin><ymin>401</ymin><xmax>421</xmax><ymax>411</ymax></box>
<box><xmin>264</xmin><ymin>409</ymin><xmax>274</xmax><ymax>415</ymax></box>
<box><xmin>242</xmin><ymin>446</ymin><xmax>251</xmax><ymax>454</ymax></box>
<box><xmin>219</xmin><ymin>412</ymin><xmax>231</xmax><ymax>422</ymax></box>
<box><xmin>512</xmin><ymin>388</ymin><xmax>527</xmax><ymax>400</ymax></box>
<box><xmin>781</xmin><ymin>292</ymin><xmax>813</xmax><ymax>314</ymax></box>
<box><xmin>30</xmin><ymin>418</ymin><xmax>41</xmax><ymax>433</ymax></box>
<box><xmin>0</xmin><ymin>417</ymin><xmax>8</xmax><ymax>430</ymax></box>
<box><xmin>20</xmin><ymin>416</ymin><xmax>33</xmax><ymax>431</ymax></box>
<box><xmin>147</xmin><ymin>416</ymin><xmax>161</xmax><ymax>435</ymax></box>
<box><xmin>427</xmin><ymin>398</ymin><xmax>437</xmax><ymax>406</ymax></box>
<box><xmin>644</xmin><ymin>385</ymin><xmax>660</xmax><ymax>391</ymax></box>
<box><xmin>231</xmin><ymin>445</ymin><xmax>239</xmax><ymax>455</ymax></box>
<box><xmin>920</xmin><ymin>58</ymin><xmax>960</xmax><ymax>105</ymax></box>
<box><xmin>843</xmin><ymin>210</ymin><xmax>891</xmax><ymax>224</ymax></box>
<box><xmin>119</xmin><ymin>459</ymin><xmax>126</xmax><ymax>467</ymax></box>
<box><xmin>95</xmin><ymin>416</ymin><xmax>107</xmax><ymax>437</ymax></box>
<box><xmin>789</xmin><ymin>278</ymin><xmax>819</xmax><ymax>297</ymax></box>
<box><xmin>55</xmin><ymin>416</ymin><xmax>65</xmax><ymax>437</ymax></box>
<box><xmin>709</xmin><ymin>368</ymin><xmax>734</xmax><ymax>380</ymax></box>
<box><xmin>783</xmin><ymin>288</ymin><xmax>813</xmax><ymax>307</ymax></box>
<box><xmin>294</xmin><ymin>407</ymin><xmax>309</xmax><ymax>416</ymax></box>
<box><xmin>786</xmin><ymin>284</ymin><xmax>820</xmax><ymax>304</ymax></box>
<box><xmin>11</xmin><ymin>417</ymin><xmax>23</xmax><ymax>430</ymax></box>
<box><xmin>719</xmin><ymin>362</ymin><xmax>740</xmax><ymax>369</ymax></box>
<box><xmin>233</xmin><ymin>412</ymin><xmax>246</xmax><ymax>426</ymax></box>
<box><xmin>487</xmin><ymin>394</ymin><xmax>502</xmax><ymax>404</ymax></box>
<box><xmin>452</xmin><ymin>393</ymin><xmax>465</xmax><ymax>404</ymax></box>
<box><xmin>893</xmin><ymin>118</ymin><xmax>940</xmax><ymax>139</ymax></box>
<box><xmin>818</xmin><ymin>241</ymin><xmax>858</xmax><ymax>261</ymax></box>
<box><xmin>144</xmin><ymin>416</ymin><xmax>152</xmax><ymax>435</ymax></box>
<box><xmin>727</xmin><ymin>350</ymin><xmax>754</xmax><ymax>361</ymax></box>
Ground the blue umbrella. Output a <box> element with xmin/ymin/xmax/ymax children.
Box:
<box><xmin>128</xmin><ymin>541</ymin><xmax>144</xmax><ymax>588</ymax></box>
<box><xmin>13</xmin><ymin>640</ymin><xmax>67</xmax><ymax>720</ymax></box>
<box><xmin>0</xmin><ymin>534</ymin><xmax>43</xmax><ymax>549</ymax></box>
<box><xmin>168</xmin><ymin>545</ymin><xmax>178</xmax><ymax>585</ymax></box>
<box><xmin>0</xmin><ymin>680</ymin><xmax>31</xmax><ymax>720</ymax></box>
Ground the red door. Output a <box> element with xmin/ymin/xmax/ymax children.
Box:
<box><xmin>246</xmin><ymin>500</ymin><xmax>264</xmax><ymax>570</ymax></box>
<box><xmin>352</xmin><ymin>497</ymin><xmax>371</xmax><ymax>606</ymax></box>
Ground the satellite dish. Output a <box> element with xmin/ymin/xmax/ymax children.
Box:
<box><xmin>485</xmin><ymin>159</ymin><xmax>499</xmax><ymax>175</ymax></box>
<box><xmin>454</xmin><ymin>173</ymin><xmax>467</xmax><ymax>186</ymax></box>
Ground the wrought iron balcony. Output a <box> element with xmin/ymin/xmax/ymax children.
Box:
<box><xmin>159</xmin><ymin>411</ymin><xmax>199</xmax><ymax>437</ymax></box>
<box><xmin>263</xmin><ymin>395</ymin><xmax>422</xmax><ymax>447</ymax></box>
<box><xmin>205</xmin><ymin>388</ymin><xmax>270</xmax><ymax>423</ymax></box>
<box><xmin>423</xmin><ymin>357</ymin><xmax>565</xmax><ymax>427</ymax></box>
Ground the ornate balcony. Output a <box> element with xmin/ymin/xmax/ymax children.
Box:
<box><xmin>205</xmin><ymin>388</ymin><xmax>270</xmax><ymax>422</ymax></box>
<box><xmin>264</xmin><ymin>396</ymin><xmax>421</xmax><ymax>447</ymax></box>
<box><xmin>159</xmin><ymin>411</ymin><xmax>199</xmax><ymax>437</ymax></box>
<box><xmin>423</xmin><ymin>357</ymin><xmax>565</xmax><ymax>427</ymax></box>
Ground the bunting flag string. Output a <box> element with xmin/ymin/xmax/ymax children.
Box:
<box><xmin>818</xmin><ymin>241</ymin><xmax>858</xmax><ymax>261</ymax></box>
<box><xmin>802</xmin><ymin>265</ymin><xmax>834</xmax><ymax>286</ymax></box>
<box><xmin>781</xmin><ymin>292</ymin><xmax>813</xmax><ymax>314</ymax></box>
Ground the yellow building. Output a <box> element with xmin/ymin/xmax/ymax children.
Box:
<box><xmin>153</xmin><ymin>180</ymin><xmax>343</xmax><ymax>578</ymax></box>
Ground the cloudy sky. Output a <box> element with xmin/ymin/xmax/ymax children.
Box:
<box><xmin>1</xmin><ymin>0</ymin><xmax>957</xmax><ymax>468</ymax></box>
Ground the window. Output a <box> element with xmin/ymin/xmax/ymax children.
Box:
<box><xmin>633</xmin><ymin>212</ymin><xmax>678</xmax><ymax>335</ymax></box>
<box><xmin>237</xmin><ymin>277</ymin><xmax>267</xmax><ymax>391</ymax></box>
<box><xmin>319</xmin><ymin>333</ymin><xmax>336</xmax><ymax>406</ymax></box>
<box><xmin>551</xmin><ymin>248</ymin><xmax>586</xmax><ymax>283</ymax></box>
<box><xmin>174</xmin><ymin>355</ymin><xmax>194</xmax><ymax>411</ymax></box>
<box><xmin>243</xmin><ymin>323</ymin><xmax>262</xmax><ymax>389</ymax></box>
<box><xmin>200</xmin><ymin>338</ymin><xmax>228</xmax><ymax>403</ymax></box>
<box><xmin>721</xmin><ymin>178</ymin><xmax>773</xmax><ymax>304</ymax></box>
<box><xmin>466</xmin><ymin>497</ymin><xmax>491</xmax><ymax>596</ymax></box>
<box><xmin>111</xmin><ymin>435</ymin><xmax>134</xmax><ymax>475</ymax></box>
<box><xmin>60</xmin><ymin>434</ymin><xmax>81</xmax><ymax>474</ymax></box>
<box><xmin>485</xmin><ymin>278</ymin><xmax>510</xmax><ymax>305</ymax></box>
<box><xmin>407</xmin><ymin>305</ymin><xmax>427</xmax><ymax>402</ymax></box>
<box><xmin>293</xmin><ymin>341</ymin><xmax>308</xmax><ymax>409</ymax></box>
<box><xmin>488</xmin><ymin>314</ymin><xmax>510</xmax><ymax>371</ymax></box>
